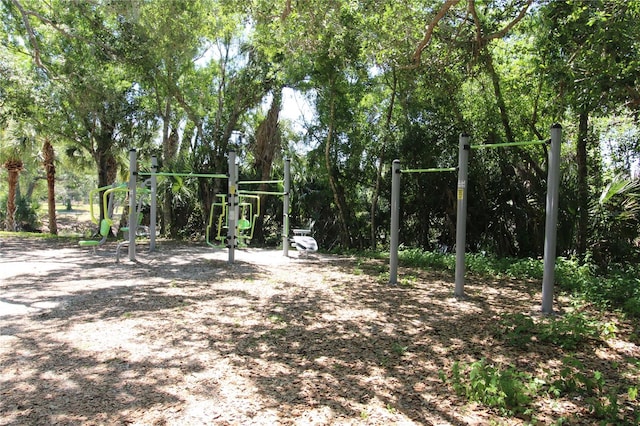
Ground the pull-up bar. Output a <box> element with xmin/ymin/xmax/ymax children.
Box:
<box><xmin>470</xmin><ymin>139</ymin><xmax>550</xmax><ymax>149</ymax></box>
<box><xmin>389</xmin><ymin>125</ymin><xmax>562</xmax><ymax>314</ymax></box>
<box><xmin>389</xmin><ymin>162</ymin><xmax>457</xmax><ymax>284</ymax></box>
<box><xmin>455</xmin><ymin>127</ymin><xmax>561</xmax><ymax>314</ymax></box>
<box><xmin>138</xmin><ymin>171</ymin><xmax>228</xmax><ymax>179</ymax></box>
<box><xmin>239</xmin><ymin>179</ymin><xmax>284</xmax><ymax>185</ymax></box>
<box><xmin>401</xmin><ymin>167</ymin><xmax>457</xmax><ymax>173</ymax></box>
<box><xmin>239</xmin><ymin>189</ymin><xmax>287</xmax><ymax>196</ymax></box>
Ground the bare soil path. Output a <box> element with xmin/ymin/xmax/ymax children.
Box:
<box><xmin>1</xmin><ymin>236</ymin><xmax>638</xmax><ymax>425</ymax></box>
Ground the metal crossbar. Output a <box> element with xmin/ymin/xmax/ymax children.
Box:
<box><xmin>138</xmin><ymin>171</ymin><xmax>227</xmax><ymax>179</ymax></box>
<box><xmin>401</xmin><ymin>167</ymin><xmax>457</xmax><ymax>173</ymax></box>
<box><xmin>470</xmin><ymin>139</ymin><xmax>549</xmax><ymax>149</ymax></box>
<box><xmin>239</xmin><ymin>189</ymin><xmax>286</xmax><ymax>196</ymax></box>
<box><xmin>239</xmin><ymin>179</ymin><xmax>284</xmax><ymax>185</ymax></box>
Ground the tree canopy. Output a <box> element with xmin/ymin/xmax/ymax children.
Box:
<box><xmin>1</xmin><ymin>0</ymin><xmax>639</xmax><ymax>266</ymax></box>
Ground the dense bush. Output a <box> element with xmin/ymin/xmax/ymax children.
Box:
<box><xmin>0</xmin><ymin>194</ymin><xmax>40</xmax><ymax>232</ymax></box>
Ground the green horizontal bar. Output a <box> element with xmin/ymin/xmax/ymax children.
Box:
<box><xmin>239</xmin><ymin>179</ymin><xmax>283</xmax><ymax>185</ymax></box>
<box><xmin>239</xmin><ymin>190</ymin><xmax>285</xmax><ymax>196</ymax></box>
<box><xmin>138</xmin><ymin>171</ymin><xmax>228</xmax><ymax>179</ymax></box>
<box><xmin>470</xmin><ymin>139</ymin><xmax>549</xmax><ymax>149</ymax></box>
<box><xmin>402</xmin><ymin>167</ymin><xmax>457</xmax><ymax>173</ymax></box>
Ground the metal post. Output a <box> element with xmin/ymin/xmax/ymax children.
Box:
<box><xmin>454</xmin><ymin>134</ymin><xmax>470</xmax><ymax>297</ymax></box>
<box><xmin>283</xmin><ymin>158</ymin><xmax>291</xmax><ymax>257</ymax></box>
<box><xmin>128</xmin><ymin>149</ymin><xmax>137</xmax><ymax>261</ymax></box>
<box><xmin>227</xmin><ymin>151</ymin><xmax>237</xmax><ymax>264</ymax></box>
<box><xmin>542</xmin><ymin>124</ymin><xmax>562</xmax><ymax>313</ymax></box>
<box><xmin>389</xmin><ymin>160</ymin><xmax>401</xmax><ymax>284</ymax></box>
<box><xmin>150</xmin><ymin>155</ymin><xmax>157</xmax><ymax>252</ymax></box>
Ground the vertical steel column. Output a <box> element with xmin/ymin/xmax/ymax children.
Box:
<box><xmin>389</xmin><ymin>160</ymin><xmax>401</xmax><ymax>285</ymax></box>
<box><xmin>227</xmin><ymin>151</ymin><xmax>237</xmax><ymax>264</ymax></box>
<box><xmin>128</xmin><ymin>149</ymin><xmax>137</xmax><ymax>261</ymax></box>
<box><xmin>150</xmin><ymin>155</ymin><xmax>157</xmax><ymax>252</ymax></box>
<box><xmin>454</xmin><ymin>134</ymin><xmax>470</xmax><ymax>297</ymax></box>
<box><xmin>283</xmin><ymin>158</ymin><xmax>291</xmax><ymax>257</ymax></box>
<box><xmin>542</xmin><ymin>124</ymin><xmax>562</xmax><ymax>313</ymax></box>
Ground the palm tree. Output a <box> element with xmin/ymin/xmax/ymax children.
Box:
<box><xmin>0</xmin><ymin>121</ymin><xmax>35</xmax><ymax>231</ymax></box>
<box><xmin>42</xmin><ymin>138</ymin><xmax>57</xmax><ymax>235</ymax></box>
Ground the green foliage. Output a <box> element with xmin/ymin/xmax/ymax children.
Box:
<box><xmin>497</xmin><ymin>311</ymin><xmax>601</xmax><ymax>351</ymax></box>
<box><xmin>0</xmin><ymin>194</ymin><xmax>40</xmax><ymax>231</ymax></box>
<box><xmin>446</xmin><ymin>358</ymin><xmax>540</xmax><ymax>416</ymax></box>
<box><xmin>396</xmin><ymin>247</ymin><xmax>640</xmax><ymax>317</ymax></box>
<box><xmin>398</xmin><ymin>248</ymin><xmax>454</xmax><ymax>270</ymax></box>
<box><xmin>445</xmin><ymin>355</ymin><xmax>634</xmax><ymax>423</ymax></box>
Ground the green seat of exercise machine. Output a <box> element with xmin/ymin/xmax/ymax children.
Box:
<box><xmin>79</xmin><ymin>218</ymin><xmax>112</xmax><ymax>247</ymax></box>
<box><xmin>238</xmin><ymin>218</ymin><xmax>251</xmax><ymax>230</ymax></box>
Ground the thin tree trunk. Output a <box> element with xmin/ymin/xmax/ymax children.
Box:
<box><xmin>484</xmin><ymin>53</ymin><xmax>514</xmax><ymax>143</ymax></box>
<box><xmin>576</xmin><ymin>111</ymin><xmax>589</xmax><ymax>256</ymax></box>
<box><xmin>5</xmin><ymin>163</ymin><xmax>22</xmax><ymax>231</ymax></box>
<box><xmin>370</xmin><ymin>70</ymin><xmax>397</xmax><ymax>249</ymax></box>
<box><xmin>324</xmin><ymin>90</ymin><xmax>351</xmax><ymax>248</ymax></box>
<box><xmin>162</xmin><ymin>100</ymin><xmax>175</xmax><ymax>237</ymax></box>
<box><xmin>43</xmin><ymin>139</ymin><xmax>57</xmax><ymax>235</ymax></box>
<box><xmin>485</xmin><ymin>53</ymin><xmax>545</xmax><ymax>181</ymax></box>
<box><xmin>254</xmin><ymin>89</ymin><xmax>282</xmax><ymax>242</ymax></box>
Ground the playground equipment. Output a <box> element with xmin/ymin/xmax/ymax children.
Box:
<box><xmin>78</xmin><ymin>217</ymin><xmax>112</xmax><ymax>251</ymax></box>
<box><xmin>206</xmin><ymin>193</ymin><xmax>260</xmax><ymax>247</ymax></box>
<box><xmin>131</xmin><ymin>149</ymin><xmax>302</xmax><ymax>264</ymax></box>
<box><xmin>79</xmin><ymin>181</ymin><xmax>151</xmax><ymax>255</ymax></box>
<box><xmin>389</xmin><ymin>164</ymin><xmax>456</xmax><ymax>282</ymax></box>
<box><xmin>389</xmin><ymin>124</ymin><xmax>562</xmax><ymax>314</ymax></box>
<box><xmin>79</xmin><ymin>183</ymin><xmax>126</xmax><ymax>250</ymax></box>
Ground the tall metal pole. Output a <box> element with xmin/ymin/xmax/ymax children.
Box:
<box><xmin>128</xmin><ymin>149</ymin><xmax>137</xmax><ymax>261</ymax></box>
<box><xmin>389</xmin><ymin>159</ymin><xmax>401</xmax><ymax>285</ymax></box>
<box><xmin>227</xmin><ymin>151</ymin><xmax>237</xmax><ymax>264</ymax></box>
<box><xmin>150</xmin><ymin>155</ymin><xmax>157</xmax><ymax>252</ymax></box>
<box><xmin>283</xmin><ymin>158</ymin><xmax>291</xmax><ymax>257</ymax></box>
<box><xmin>454</xmin><ymin>134</ymin><xmax>470</xmax><ymax>297</ymax></box>
<box><xmin>542</xmin><ymin>124</ymin><xmax>562</xmax><ymax>313</ymax></box>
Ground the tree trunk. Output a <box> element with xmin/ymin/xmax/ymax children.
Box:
<box><xmin>93</xmin><ymin>136</ymin><xmax>117</xmax><ymax>237</ymax></box>
<box><xmin>324</xmin><ymin>90</ymin><xmax>351</xmax><ymax>248</ymax></box>
<box><xmin>253</xmin><ymin>89</ymin><xmax>282</xmax><ymax>242</ymax></box>
<box><xmin>484</xmin><ymin>53</ymin><xmax>514</xmax><ymax>143</ymax></box>
<box><xmin>4</xmin><ymin>160</ymin><xmax>23</xmax><ymax>232</ymax></box>
<box><xmin>163</xmin><ymin>127</ymin><xmax>179</xmax><ymax>237</ymax></box>
<box><xmin>161</xmin><ymin>99</ymin><xmax>177</xmax><ymax>237</ymax></box>
<box><xmin>371</xmin><ymin>70</ymin><xmax>397</xmax><ymax>249</ymax></box>
<box><xmin>576</xmin><ymin>111</ymin><xmax>589</xmax><ymax>256</ymax></box>
<box><xmin>43</xmin><ymin>139</ymin><xmax>57</xmax><ymax>235</ymax></box>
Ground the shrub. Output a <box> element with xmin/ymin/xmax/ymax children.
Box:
<box><xmin>445</xmin><ymin>358</ymin><xmax>540</xmax><ymax>416</ymax></box>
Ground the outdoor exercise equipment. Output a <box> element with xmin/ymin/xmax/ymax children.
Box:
<box><xmin>206</xmin><ymin>193</ymin><xmax>260</xmax><ymax>247</ymax></box>
<box><xmin>389</xmin><ymin>124</ymin><xmax>562</xmax><ymax>314</ymax></box>
<box><xmin>389</xmin><ymin>165</ymin><xmax>456</xmax><ymax>284</ymax></box>
<box><xmin>78</xmin><ymin>183</ymin><xmax>123</xmax><ymax>250</ymax></box>
<box><xmin>78</xmin><ymin>217</ymin><xmax>112</xmax><ymax>251</ymax></box>
<box><xmin>79</xmin><ymin>180</ymin><xmax>151</xmax><ymax>256</ymax></box>
<box><xmin>131</xmin><ymin>150</ymin><xmax>295</xmax><ymax>264</ymax></box>
<box><xmin>291</xmin><ymin>227</ymin><xmax>318</xmax><ymax>256</ymax></box>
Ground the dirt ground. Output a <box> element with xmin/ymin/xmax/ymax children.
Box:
<box><xmin>1</xmin><ymin>233</ymin><xmax>638</xmax><ymax>425</ymax></box>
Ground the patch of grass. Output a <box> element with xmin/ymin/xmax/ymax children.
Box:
<box><xmin>268</xmin><ymin>313</ymin><xmax>285</xmax><ymax>324</ymax></box>
<box><xmin>399</xmin><ymin>274</ymin><xmax>418</xmax><ymax>288</ymax></box>
<box><xmin>496</xmin><ymin>310</ymin><xmax>603</xmax><ymax>350</ymax></box>
<box><xmin>390</xmin><ymin>248</ymin><xmax>640</xmax><ymax>318</ymax></box>
<box><xmin>391</xmin><ymin>342</ymin><xmax>408</xmax><ymax>356</ymax></box>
